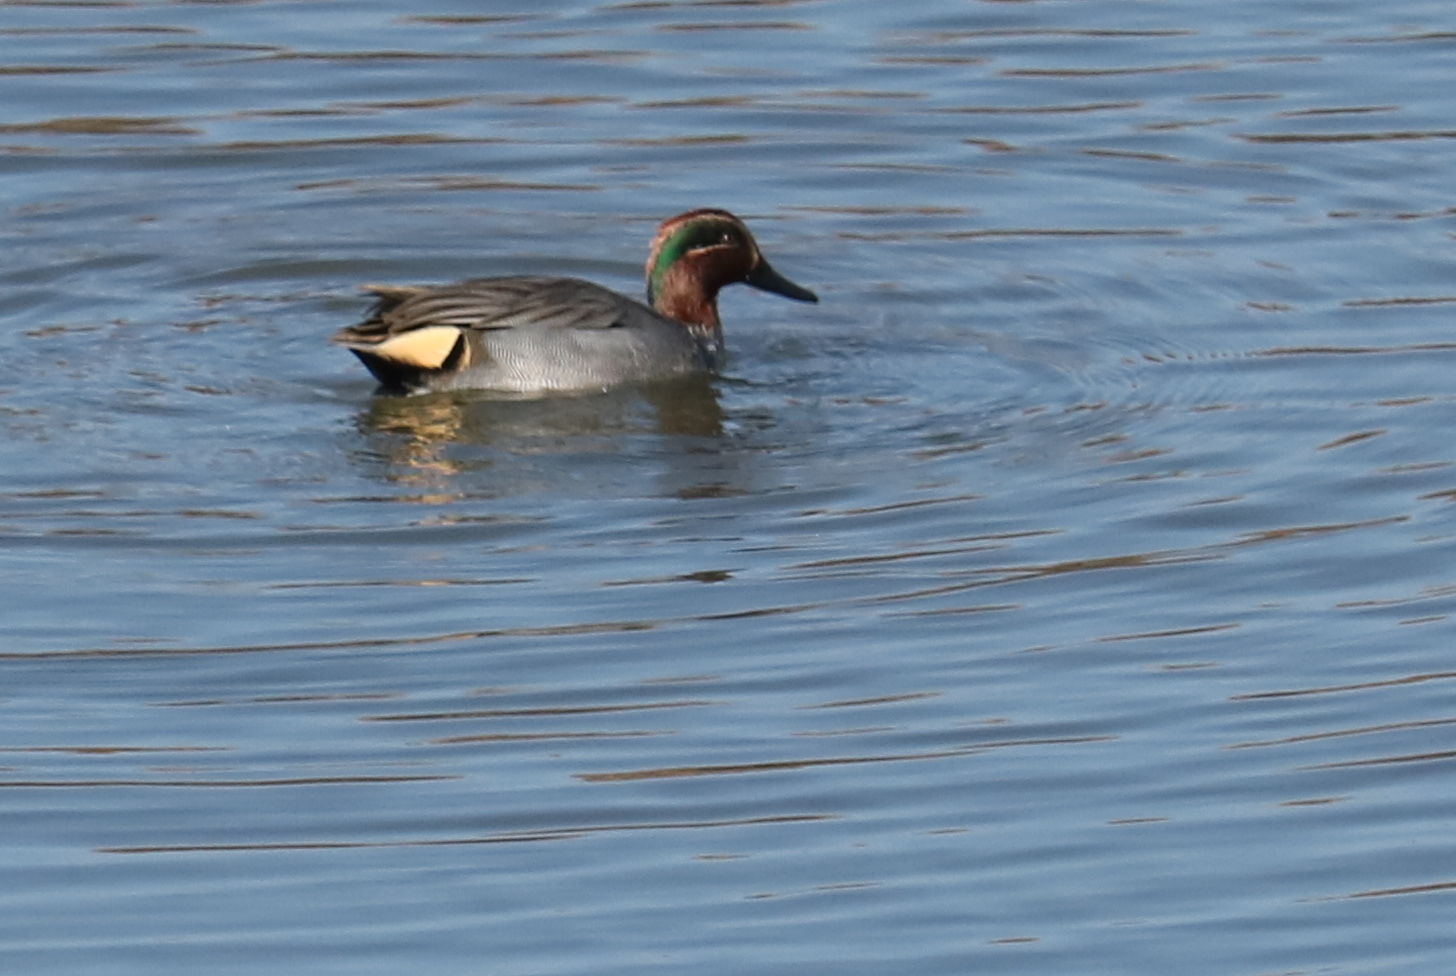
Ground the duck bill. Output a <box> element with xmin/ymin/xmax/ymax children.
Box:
<box><xmin>746</xmin><ymin>259</ymin><xmax>818</xmax><ymax>303</ymax></box>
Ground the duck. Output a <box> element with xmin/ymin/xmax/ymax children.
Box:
<box><xmin>331</xmin><ymin>208</ymin><xmax>818</xmax><ymax>395</ymax></box>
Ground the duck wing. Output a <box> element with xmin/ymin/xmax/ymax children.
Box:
<box><xmin>339</xmin><ymin>276</ymin><xmax>641</xmax><ymax>343</ymax></box>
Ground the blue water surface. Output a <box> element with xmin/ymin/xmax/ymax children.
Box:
<box><xmin>4</xmin><ymin>1</ymin><xmax>1456</xmax><ymax>973</ymax></box>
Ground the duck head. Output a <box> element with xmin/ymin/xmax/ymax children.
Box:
<box><xmin>645</xmin><ymin>209</ymin><xmax>817</xmax><ymax>340</ymax></box>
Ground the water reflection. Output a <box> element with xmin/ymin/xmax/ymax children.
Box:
<box><xmin>354</xmin><ymin>374</ymin><xmax>724</xmax><ymax>475</ymax></box>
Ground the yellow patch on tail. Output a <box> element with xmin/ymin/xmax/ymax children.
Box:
<box><xmin>372</xmin><ymin>326</ymin><xmax>464</xmax><ymax>370</ymax></box>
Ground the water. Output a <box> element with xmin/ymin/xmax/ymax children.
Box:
<box><xmin>5</xmin><ymin>1</ymin><xmax>1456</xmax><ymax>973</ymax></box>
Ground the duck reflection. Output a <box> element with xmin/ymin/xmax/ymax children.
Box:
<box><xmin>353</xmin><ymin>374</ymin><xmax>726</xmax><ymax>482</ymax></box>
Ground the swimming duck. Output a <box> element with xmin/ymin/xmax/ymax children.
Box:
<box><xmin>331</xmin><ymin>208</ymin><xmax>818</xmax><ymax>395</ymax></box>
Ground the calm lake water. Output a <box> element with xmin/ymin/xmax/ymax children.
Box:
<box><xmin>5</xmin><ymin>1</ymin><xmax>1456</xmax><ymax>973</ymax></box>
